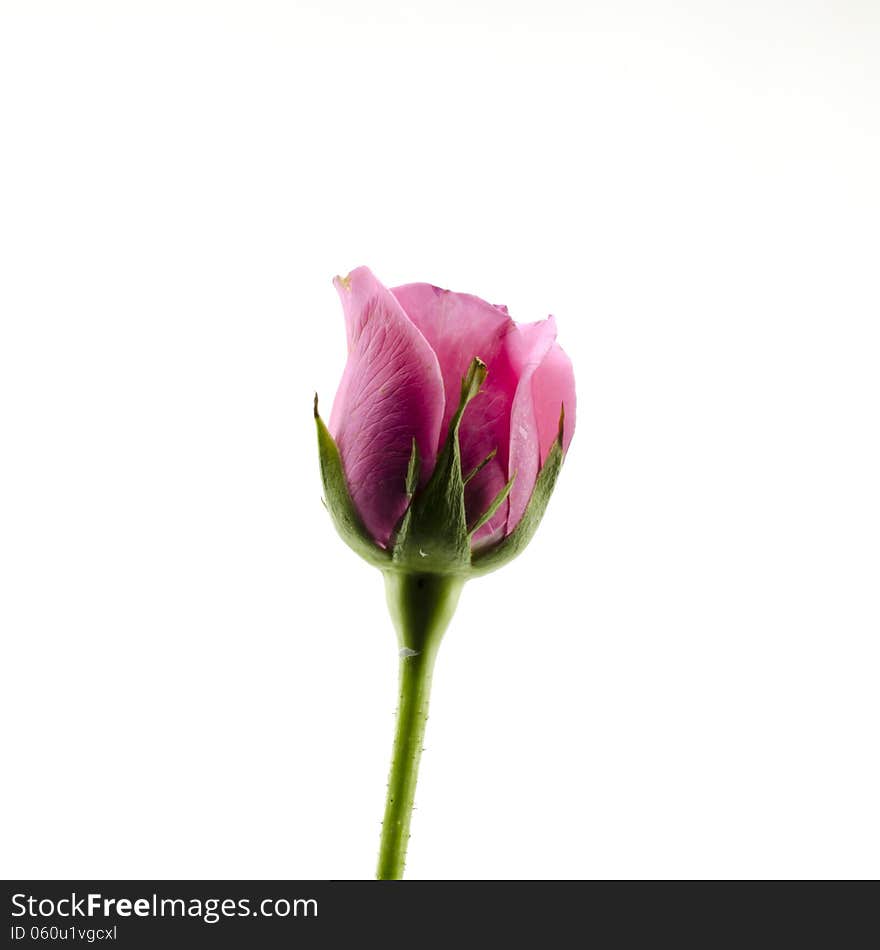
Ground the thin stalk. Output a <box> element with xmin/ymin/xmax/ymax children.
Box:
<box><xmin>377</xmin><ymin>572</ymin><xmax>464</xmax><ymax>880</ymax></box>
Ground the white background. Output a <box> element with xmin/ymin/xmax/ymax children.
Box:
<box><xmin>1</xmin><ymin>1</ymin><xmax>878</xmax><ymax>880</ymax></box>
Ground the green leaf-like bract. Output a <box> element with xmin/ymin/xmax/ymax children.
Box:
<box><xmin>387</xmin><ymin>439</ymin><xmax>420</xmax><ymax>554</ymax></box>
<box><xmin>468</xmin><ymin>474</ymin><xmax>515</xmax><ymax>538</ymax></box>
<box><xmin>314</xmin><ymin>395</ymin><xmax>390</xmax><ymax>568</ymax></box>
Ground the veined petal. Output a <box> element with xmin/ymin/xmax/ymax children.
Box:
<box><xmin>329</xmin><ymin>267</ymin><xmax>445</xmax><ymax>547</ymax></box>
<box><xmin>505</xmin><ymin>317</ymin><xmax>559</xmax><ymax>533</ymax></box>
<box><xmin>390</xmin><ymin>282</ymin><xmax>518</xmax><ymax>545</ymax></box>
<box><xmin>531</xmin><ymin>342</ymin><xmax>576</xmax><ymax>463</ymax></box>
<box><xmin>390</xmin><ymin>282</ymin><xmax>513</xmax><ymax>440</ymax></box>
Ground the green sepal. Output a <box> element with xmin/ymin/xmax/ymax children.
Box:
<box><xmin>468</xmin><ymin>473</ymin><xmax>515</xmax><ymax>538</ymax></box>
<box><xmin>469</xmin><ymin>406</ymin><xmax>567</xmax><ymax>576</ymax></box>
<box><xmin>404</xmin><ymin>437</ymin><xmax>420</xmax><ymax>496</ymax></box>
<box><xmin>463</xmin><ymin>447</ymin><xmax>497</xmax><ymax>486</ymax></box>
<box><xmin>391</xmin><ymin>358</ymin><xmax>487</xmax><ymax>574</ymax></box>
<box><xmin>314</xmin><ymin>395</ymin><xmax>390</xmax><ymax>568</ymax></box>
<box><xmin>388</xmin><ymin>439</ymin><xmax>420</xmax><ymax>553</ymax></box>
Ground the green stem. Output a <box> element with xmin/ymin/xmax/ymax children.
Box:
<box><xmin>377</xmin><ymin>571</ymin><xmax>464</xmax><ymax>880</ymax></box>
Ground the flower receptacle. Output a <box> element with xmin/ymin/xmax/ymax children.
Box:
<box><xmin>383</xmin><ymin>571</ymin><xmax>465</xmax><ymax>658</ymax></box>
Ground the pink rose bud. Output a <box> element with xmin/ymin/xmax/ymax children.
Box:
<box><xmin>315</xmin><ymin>266</ymin><xmax>575</xmax><ymax>576</ymax></box>
<box><xmin>314</xmin><ymin>266</ymin><xmax>576</xmax><ymax>878</ymax></box>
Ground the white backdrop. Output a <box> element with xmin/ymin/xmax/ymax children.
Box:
<box><xmin>1</xmin><ymin>1</ymin><xmax>878</xmax><ymax>880</ymax></box>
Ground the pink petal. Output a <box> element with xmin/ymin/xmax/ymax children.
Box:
<box><xmin>505</xmin><ymin>318</ymin><xmax>561</xmax><ymax>533</ymax></box>
<box><xmin>390</xmin><ymin>283</ymin><xmax>513</xmax><ymax>439</ymax></box>
<box><xmin>390</xmin><ymin>283</ymin><xmax>518</xmax><ymax>545</ymax></box>
<box><xmin>329</xmin><ymin>267</ymin><xmax>445</xmax><ymax>547</ymax></box>
<box><xmin>531</xmin><ymin>342</ymin><xmax>576</xmax><ymax>462</ymax></box>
